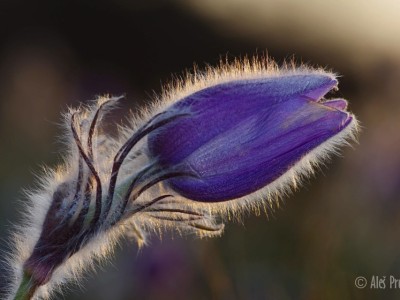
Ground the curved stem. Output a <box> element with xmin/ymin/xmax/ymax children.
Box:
<box><xmin>104</xmin><ymin>112</ymin><xmax>190</xmax><ymax>220</ymax></box>
<box><xmin>13</xmin><ymin>272</ymin><xmax>38</xmax><ymax>300</ymax></box>
<box><xmin>71</xmin><ymin>113</ymin><xmax>103</xmax><ymax>228</ymax></box>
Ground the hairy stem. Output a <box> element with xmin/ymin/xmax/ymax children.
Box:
<box><xmin>13</xmin><ymin>272</ymin><xmax>38</xmax><ymax>300</ymax></box>
<box><xmin>104</xmin><ymin>112</ymin><xmax>190</xmax><ymax>220</ymax></box>
<box><xmin>71</xmin><ymin>113</ymin><xmax>103</xmax><ymax>228</ymax></box>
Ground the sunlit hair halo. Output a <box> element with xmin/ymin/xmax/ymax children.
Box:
<box><xmin>7</xmin><ymin>56</ymin><xmax>358</xmax><ymax>299</ymax></box>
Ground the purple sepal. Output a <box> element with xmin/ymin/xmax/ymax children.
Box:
<box><xmin>148</xmin><ymin>74</ymin><xmax>352</xmax><ymax>202</ymax></box>
<box><xmin>24</xmin><ymin>182</ymin><xmax>88</xmax><ymax>285</ymax></box>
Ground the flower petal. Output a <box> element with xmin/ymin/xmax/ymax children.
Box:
<box><xmin>148</xmin><ymin>74</ymin><xmax>354</xmax><ymax>202</ymax></box>
<box><xmin>322</xmin><ymin>98</ymin><xmax>348</xmax><ymax>110</ymax></box>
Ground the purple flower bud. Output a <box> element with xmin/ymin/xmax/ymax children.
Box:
<box><xmin>148</xmin><ymin>74</ymin><xmax>355</xmax><ymax>202</ymax></box>
<box><xmin>8</xmin><ymin>59</ymin><xmax>359</xmax><ymax>300</ymax></box>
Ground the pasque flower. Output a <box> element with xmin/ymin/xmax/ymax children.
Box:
<box><xmin>148</xmin><ymin>74</ymin><xmax>353</xmax><ymax>202</ymax></box>
<box><xmin>7</xmin><ymin>57</ymin><xmax>358</xmax><ymax>300</ymax></box>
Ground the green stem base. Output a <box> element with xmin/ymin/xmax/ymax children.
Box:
<box><xmin>14</xmin><ymin>272</ymin><xmax>38</xmax><ymax>300</ymax></box>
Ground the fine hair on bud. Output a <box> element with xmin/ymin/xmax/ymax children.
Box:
<box><xmin>5</xmin><ymin>55</ymin><xmax>359</xmax><ymax>300</ymax></box>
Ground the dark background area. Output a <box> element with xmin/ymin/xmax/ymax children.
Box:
<box><xmin>1</xmin><ymin>1</ymin><xmax>400</xmax><ymax>299</ymax></box>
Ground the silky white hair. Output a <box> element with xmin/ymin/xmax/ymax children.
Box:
<box><xmin>5</xmin><ymin>56</ymin><xmax>359</xmax><ymax>299</ymax></box>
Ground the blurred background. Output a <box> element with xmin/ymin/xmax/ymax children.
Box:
<box><xmin>0</xmin><ymin>0</ymin><xmax>399</xmax><ymax>299</ymax></box>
